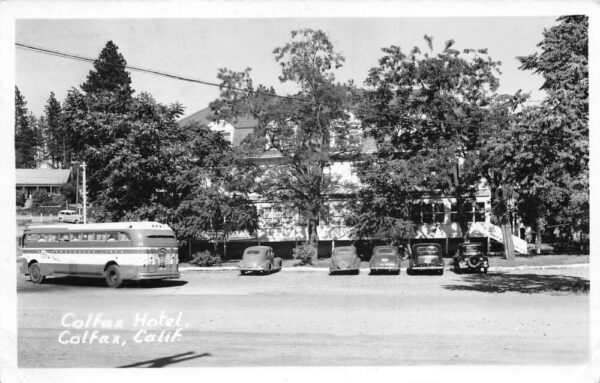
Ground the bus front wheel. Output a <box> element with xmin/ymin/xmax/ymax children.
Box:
<box><xmin>29</xmin><ymin>263</ymin><xmax>45</xmax><ymax>284</ymax></box>
<box><xmin>105</xmin><ymin>264</ymin><xmax>123</xmax><ymax>288</ymax></box>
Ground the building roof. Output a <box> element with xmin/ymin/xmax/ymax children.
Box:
<box><xmin>16</xmin><ymin>168</ymin><xmax>71</xmax><ymax>186</ymax></box>
<box><xmin>178</xmin><ymin>107</ymin><xmax>259</xmax><ymax>129</ymax></box>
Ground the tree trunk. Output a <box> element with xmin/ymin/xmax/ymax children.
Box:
<box><xmin>501</xmin><ymin>223</ymin><xmax>515</xmax><ymax>261</ymax></box>
<box><xmin>309</xmin><ymin>218</ymin><xmax>319</xmax><ymax>263</ymax></box>
<box><xmin>535</xmin><ymin>218</ymin><xmax>543</xmax><ymax>255</ymax></box>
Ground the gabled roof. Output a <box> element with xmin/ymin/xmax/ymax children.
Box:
<box><xmin>178</xmin><ymin>107</ymin><xmax>259</xmax><ymax>128</ymax></box>
<box><xmin>16</xmin><ymin>169</ymin><xmax>71</xmax><ymax>186</ymax></box>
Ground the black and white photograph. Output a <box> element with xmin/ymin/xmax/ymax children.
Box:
<box><xmin>0</xmin><ymin>1</ymin><xmax>597</xmax><ymax>382</ymax></box>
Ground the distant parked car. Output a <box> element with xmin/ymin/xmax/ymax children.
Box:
<box><xmin>453</xmin><ymin>242</ymin><xmax>488</xmax><ymax>274</ymax></box>
<box><xmin>369</xmin><ymin>246</ymin><xmax>401</xmax><ymax>275</ymax></box>
<box><xmin>239</xmin><ymin>246</ymin><xmax>282</xmax><ymax>275</ymax></box>
<box><xmin>407</xmin><ymin>243</ymin><xmax>444</xmax><ymax>275</ymax></box>
<box><xmin>329</xmin><ymin>246</ymin><xmax>361</xmax><ymax>275</ymax></box>
<box><xmin>57</xmin><ymin>210</ymin><xmax>82</xmax><ymax>224</ymax></box>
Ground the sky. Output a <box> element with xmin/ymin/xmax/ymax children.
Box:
<box><xmin>15</xmin><ymin>17</ymin><xmax>558</xmax><ymax>119</ymax></box>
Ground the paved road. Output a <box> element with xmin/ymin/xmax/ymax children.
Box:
<box><xmin>17</xmin><ymin>267</ymin><xmax>590</xmax><ymax>367</ymax></box>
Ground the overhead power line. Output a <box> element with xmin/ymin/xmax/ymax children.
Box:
<box><xmin>16</xmin><ymin>41</ymin><xmax>544</xmax><ymax>114</ymax></box>
<box><xmin>15</xmin><ymin>42</ymin><xmax>303</xmax><ymax>102</ymax></box>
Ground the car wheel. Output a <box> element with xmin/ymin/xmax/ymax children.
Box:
<box><xmin>354</xmin><ymin>269</ymin><xmax>360</xmax><ymax>275</ymax></box>
<box><xmin>74</xmin><ymin>219</ymin><xmax>80</xmax><ymax>224</ymax></box>
<box><xmin>29</xmin><ymin>263</ymin><xmax>45</xmax><ymax>284</ymax></box>
<box><xmin>105</xmin><ymin>264</ymin><xmax>123</xmax><ymax>288</ymax></box>
<box><xmin>407</xmin><ymin>268</ymin><xmax>413</xmax><ymax>276</ymax></box>
<box><xmin>58</xmin><ymin>217</ymin><xmax>63</xmax><ymax>222</ymax></box>
<box><xmin>438</xmin><ymin>269</ymin><xmax>444</xmax><ymax>276</ymax></box>
<box><xmin>394</xmin><ymin>269</ymin><xmax>400</xmax><ymax>276</ymax></box>
<box><xmin>454</xmin><ymin>266</ymin><xmax>461</xmax><ymax>274</ymax></box>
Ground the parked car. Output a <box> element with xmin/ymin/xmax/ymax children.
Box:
<box><xmin>329</xmin><ymin>246</ymin><xmax>361</xmax><ymax>275</ymax></box>
<box><xmin>407</xmin><ymin>243</ymin><xmax>444</xmax><ymax>275</ymax></box>
<box><xmin>57</xmin><ymin>210</ymin><xmax>82</xmax><ymax>224</ymax></box>
<box><xmin>453</xmin><ymin>242</ymin><xmax>489</xmax><ymax>274</ymax></box>
<box><xmin>369</xmin><ymin>245</ymin><xmax>401</xmax><ymax>275</ymax></box>
<box><xmin>239</xmin><ymin>246</ymin><xmax>282</xmax><ymax>275</ymax></box>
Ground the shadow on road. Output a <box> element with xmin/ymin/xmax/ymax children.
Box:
<box><xmin>32</xmin><ymin>277</ymin><xmax>188</xmax><ymax>289</ymax></box>
<box><xmin>118</xmin><ymin>351</ymin><xmax>211</xmax><ymax>368</ymax></box>
<box><xmin>444</xmin><ymin>273</ymin><xmax>589</xmax><ymax>294</ymax></box>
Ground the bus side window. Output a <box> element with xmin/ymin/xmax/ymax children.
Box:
<box><xmin>46</xmin><ymin>234</ymin><xmax>58</xmax><ymax>242</ymax></box>
<box><xmin>25</xmin><ymin>234</ymin><xmax>40</xmax><ymax>243</ymax></box>
<box><xmin>94</xmin><ymin>233</ymin><xmax>108</xmax><ymax>241</ymax></box>
<box><xmin>117</xmin><ymin>232</ymin><xmax>130</xmax><ymax>241</ymax></box>
<box><xmin>60</xmin><ymin>234</ymin><xmax>69</xmax><ymax>242</ymax></box>
<box><xmin>107</xmin><ymin>232</ymin><xmax>118</xmax><ymax>241</ymax></box>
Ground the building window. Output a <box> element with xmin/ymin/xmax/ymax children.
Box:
<box><xmin>410</xmin><ymin>203</ymin><xmax>422</xmax><ymax>223</ymax></box>
<box><xmin>450</xmin><ymin>203</ymin><xmax>459</xmax><ymax>222</ymax></box>
<box><xmin>348</xmin><ymin>127</ymin><xmax>362</xmax><ymax>148</ymax></box>
<box><xmin>326</xmin><ymin>203</ymin><xmax>346</xmax><ymax>226</ymax></box>
<box><xmin>422</xmin><ymin>203</ymin><xmax>433</xmax><ymax>224</ymax></box>
<box><xmin>259</xmin><ymin>206</ymin><xmax>281</xmax><ymax>228</ymax></box>
<box><xmin>433</xmin><ymin>203</ymin><xmax>445</xmax><ymax>223</ymax></box>
<box><xmin>451</xmin><ymin>202</ymin><xmax>486</xmax><ymax>222</ymax></box>
<box><xmin>473</xmin><ymin>202</ymin><xmax>486</xmax><ymax>222</ymax></box>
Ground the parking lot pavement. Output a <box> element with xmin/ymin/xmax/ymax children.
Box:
<box><xmin>17</xmin><ymin>267</ymin><xmax>589</xmax><ymax>368</ymax></box>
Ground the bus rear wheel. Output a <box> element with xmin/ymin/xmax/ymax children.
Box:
<box><xmin>105</xmin><ymin>264</ymin><xmax>123</xmax><ymax>288</ymax></box>
<box><xmin>29</xmin><ymin>263</ymin><xmax>45</xmax><ymax>284</ymax></box>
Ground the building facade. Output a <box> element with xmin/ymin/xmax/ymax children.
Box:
<box><xmin>179</xmin><ymin>107</ymin><xmax>524</xmax><ymax>258</ymax></box>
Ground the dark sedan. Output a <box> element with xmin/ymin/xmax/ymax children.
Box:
<box><xmin>369</xmin><ymin>246</ymin><xmax>401</xmax><ymax>275</ymax></box>
<box><xmin>407</xmin><ymin>243</ymin><xmax>444</xmax><ymax>275</ymax></box>
<box><xmin>453</xmin><ymin>242</ymin><xmax>489</xmax><ymax>274</ymax></box>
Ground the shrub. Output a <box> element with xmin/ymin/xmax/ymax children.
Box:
<box><xmin>292</xmin><ymin>242</ymin><xmax>315</xmax><ymax>265</ymax></box>
<box><xmin>190</xmin><ymin>250</ymin><xmax>222</xmax><ymax>267</ymax></box>
<box><xmin>31</xmin><ymin>190</ymin><xmax>66</xmax><ymax>209</ymax></box>
<box><xmin>16</xmin><ymin>190</ymin><xmax>26</xmax><ymax>207</ymax></box>
<box><xmin>32</xmin><ymin>190</ymin><xmax>50</xmax><ymax>207</ymax></box>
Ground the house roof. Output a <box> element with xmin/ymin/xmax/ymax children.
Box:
<box><xmin>16</xmin><ymin>169</ymin><xmax>71</xmax><ymax>186</ymax></box>
<box><xmin>178</xmin><ymin>107</ymin><xmax>259</xmax><ymax>128</ymax></box>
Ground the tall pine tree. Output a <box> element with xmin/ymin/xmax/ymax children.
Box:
<box><xmin>81</xmin><ymin>40</ymin><xmax>133</xmax><ymax>100</ymax></box>
<box><xmin>15</xmin><ymin>86</ymin><xmax>39</xmax><ymax>168</ymax></box>
<box><xmin>44</xmin><ymin>92</ymin><xmax>66</xmax><ymax>168</ymax></box>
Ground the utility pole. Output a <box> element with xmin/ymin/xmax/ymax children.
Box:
<box><xmin>81</xmin><ymin>162</ymin><xmax>87</xmax><ymax>224</ymax></box>
<box><xmin>75</xmin><ymin>163</ymin><xmax>79</xmax><ymax>211</ymax></box>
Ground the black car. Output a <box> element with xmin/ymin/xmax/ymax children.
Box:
<box><xmin>453</xmin><ymin>242</ymin><xmax>489</xmax><ymax>274</ymax></box>
<box><xmin>407</xmin><ymin>243</ymin><xmax>444</xmax><ymax>275</ymax></box>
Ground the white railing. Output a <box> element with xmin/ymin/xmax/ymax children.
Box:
<box><xmin>469</xmin><ymin>222</ymin><xmax>527</xmax><ymax>254</ymax></box>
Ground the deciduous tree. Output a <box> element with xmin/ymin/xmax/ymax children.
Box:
<box><xmin>350</xmin><ymin>36</ymin><xmax>502</xmax><ymax>247</ymax></box>
<box><xmin>212</xmin><ymin>29</ymin><xmax>357</xmax><ymax>261</ymax></box>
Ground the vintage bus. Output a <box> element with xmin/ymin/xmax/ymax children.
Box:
<box><xmin>19</xmin><ymin>222</ymin><xmax>180</xmax><ymax>288</ymax></box>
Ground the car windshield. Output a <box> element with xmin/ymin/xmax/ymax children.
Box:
<box><xmin>376</xmin><ymin>248</ymin><xmax>395</xmax><ymax>254</ymax></box>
